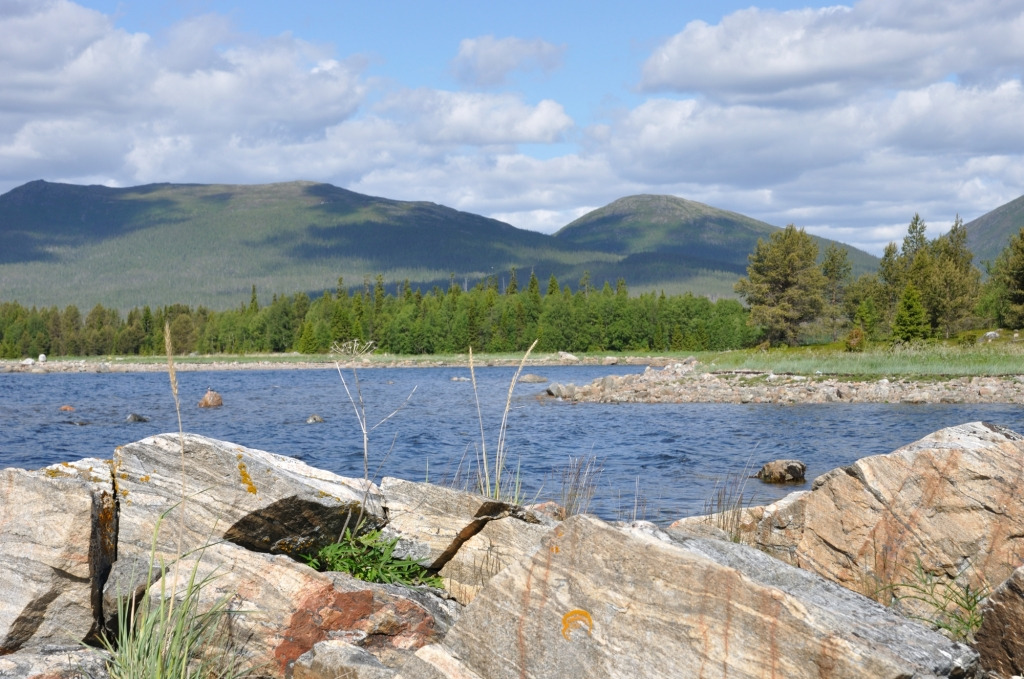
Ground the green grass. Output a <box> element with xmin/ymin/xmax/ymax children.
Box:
<box><xmin>30</xmin><ymin>335</ymin><xmax>1024</xmax><ymax>379</ymax></box>
<box><xmin>695</xmin><ymin>336</ymin><xmax>1024</xmax><ymax>378</ymax></box>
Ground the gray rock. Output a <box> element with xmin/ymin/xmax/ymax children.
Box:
<box><xmin>0</xmin><ymin>461</ymin><xmax>116</xmax><ymax>652</ymax></box>
<box><xmin>395</xmin><ymin>515</ymin><xmax>979</xmax><ymax>679</ymax></box>
<box><xmin>113</xmin><ymin>433</ymin><xmax>384</xmax><ymax>565</ymax></box>
<box><xmin>125</xmin><ymin>413</ymin><xmax>149</xmax><ymax>422</ymax></box>
<box><xmin>544</xmin><ymin>382</ymin><xmax>576</xmax><ymax>399</ymax></box>
<box><xmin>306</xmin><ymin>413</ymin><xmax>324</xmax><ymax>424</ymax></box>
<box><xmin>294</xmin><ymin>641</ymin><xmax>396</xmax><ymax>679</ymax></box>
<box><xmin>974</xmin><ymin>565</ymin><xmax>1024</xmax><ymax>678</ymax></box>
<box><xmin>518</xmin><ymin>374</ymin><xmax>547</xmax><ymax>383</ymax></box>
<box><xmin>380</xmin><ymin>478</ymin><xmax>552</xmax><ymax>604</ymax></box>
<box><xmin>0</xmin><ymin>646</ymin><xmax>110</xmax><ymax>679</ymax></box>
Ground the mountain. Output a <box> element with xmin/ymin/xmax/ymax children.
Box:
<box><xmin>965</xmin><ymin>194</ymin><xmax>1024</xmax><ymax>267</ymax></box>
<box><xmin>0</xmin><ymin>181</ymin><xmax>878</xmax><ymax>310</ymax></box>
<box><xmin>0</xmin><ymin>180</ymin><xmax>617</xmax><ymax>309</ymax></box>
<box><xmin>554</xmin><ymin>194</ymin><xmax>880</xmax><ymax>281</ymax></box>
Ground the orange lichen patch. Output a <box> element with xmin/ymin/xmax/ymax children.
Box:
<box><xmin>237</xmin><ymin>458</ymin><xmax>258</xmax><ymax>495</ymax></box>
<box><xmin>561</xmin><ymin>609</ymin><xmax>593</xmax><ymax>641</ymax></box>
<box><xmin>43</xmin><ymin>468</ymin><xmax>72</xmax><ymax>479</ymax></box>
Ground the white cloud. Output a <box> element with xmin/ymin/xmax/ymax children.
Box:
<box><xmin>377</xmin><ymin>90</ymin><xmax>573</xmax><ymax>145</ymax></box>
<box><xmin>641</xmin><ymin>1</ymin><xmax>1024</xmax><ymax>104</ymax></box>
<box><xmin>1</xmin><ymin>0</ymin><xmax>1023</xmax><ymax>260</ymax></box>
<box><xmin>452</xmin><ymin>35</ymin><xmax>565</xmax><ymax>87</ymax></box>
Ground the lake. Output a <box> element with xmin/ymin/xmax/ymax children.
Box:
<box><xmin>3</xmin><ymin>364</ymin><xmax>1024</xmax><ymax>523</ymax></box>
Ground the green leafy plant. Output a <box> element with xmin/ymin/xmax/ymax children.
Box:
<box><xmin>885</xmin><ymin>557</ymin><xmax>990</xmax><ymax>643</ymax></box>
<box><xmin>302</xmin><ymin>528</ymin><xmax>443</xmax><ymax>588</ymax></box>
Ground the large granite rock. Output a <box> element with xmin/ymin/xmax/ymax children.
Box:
<box><xmin>395</xmin><ymin>515</ymin><xmax>978</xmax><ymax>679</ymax></box>
<box><xmin>716</xmin><ymin>422</ymin><xmax>1023</xmax><ymax>612</ymax></box>
<box><xmin>149</xmin><ymin>543</ymin><xmax>455</xmax><ymax>677</ymax></box>
<box><xmin>380</xmin><ymin>478</ymin><xmax>554</xmax><ymax>605</ymax></box>
<box><xmin>0</xmin><ymin>460</ymin><xmax>116</xmax><ymax>653</ymax></box>
<box><xmin>113</xmin><ymin>433</ymin><xmax>384</xmax><ymax>562</ymax></box>
<box><xmin>974</xmin><ymin>565</ymin><xmax>1024</xmax><ymax>678</ymax></box>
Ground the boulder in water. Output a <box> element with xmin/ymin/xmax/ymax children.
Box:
<box><xmin>198</xmin><ymin>388</ymin><xmax>223</xmax><ymax>408</ymax></box>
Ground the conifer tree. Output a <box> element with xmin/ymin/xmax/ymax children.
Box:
<box><xmin>734</xmin><ymin>225</ymin><xmax>826</xmax><ymax>346</ymax></box>
<box><xmin>892</xmin><ymin>284</ymin><xmax>930</xmax><ymax>342</ymax></box>
<box><xmin>989</xmin><ymin>226</ymin><xmax>1024</xmax><ymax>328</ymax></box>
<box><xmin>820</xmin><ymin>244</ymin><xmax>852</xmax><ymax>341</ymax></box>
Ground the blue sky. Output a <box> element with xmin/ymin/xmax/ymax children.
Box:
<box><xmin>2</xmin><ymin>0</ymin><xmax>1023</xmax><ymax>254</ymax></box>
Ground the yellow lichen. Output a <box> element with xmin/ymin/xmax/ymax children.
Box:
<box><xmin>43</xmin><ymin>468</ymin><xmax>71</xmax><ymax>478</ymax></box>
<box><xmin>237</xmin><ymin>460</ymin><xmax>258</xmax><ymax>495</ymax></box>
<box><xmin>139</xmin><ymin>475</ymin><xmax>150</xmax><ymax>483</ymax></box>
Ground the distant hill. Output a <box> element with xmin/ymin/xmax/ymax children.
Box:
<box><xmin>554</xmin><ymin>194</ymin><xmax>880</xmax><ymax>281</ymax></box>
<box><xmin>0</xmin><ymin>181</ymin><xmax>878</xmax><ymax>310</ymax></box>
<box><xmin>0</xmin><ymin>180</ymin><xmax>619</xmax><ymax>309</ymax></box>
<box><xmin>965</xmin><ymin>194</ymin><xmax>1024</xmax><ymax>267</ymax></box>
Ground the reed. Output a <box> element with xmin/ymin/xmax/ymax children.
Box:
<box><xmin>469</xmin><ymin>340</ymin><xmax>538</xmax><ymax>504</ymax></box>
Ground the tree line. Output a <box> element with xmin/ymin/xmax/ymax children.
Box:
<box><xmin>7</xmin><ymin>216</ymin><xmax>1024</xmax><ymax>359</ymax></box>
<box><xmin>0</xmin><ymin>272</ymin><xmax>759</xmax><ymax>358</ymax></box>
<box><xmin>735</xmin><ymin>216</ymin><xmax>1024</xmax><ymax>347</ymax></box>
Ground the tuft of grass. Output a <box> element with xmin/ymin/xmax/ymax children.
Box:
<box><xmin>301</xmin><ymin>528</ymin><xmax>443</xmax><ymax>588</ymax></box>
<box><xmin>701</xmin><ymin>456</ymin><xmax>756</xmax><ymax>542</ymax></box>
<box><xmin>559</xmin><ymin>454</ymin><xmax>603</xmax><ymax>519</ymax></box>
<box><xmin>101</xmin><ymin>525</ymin><xmax>250</xmax><ymax>679</ymax></box>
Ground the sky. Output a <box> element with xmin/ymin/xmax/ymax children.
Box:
<box><xmin>2</xmin><ymin>0</ymin><xmax>1023</xmax><ymax>255</ymax></box>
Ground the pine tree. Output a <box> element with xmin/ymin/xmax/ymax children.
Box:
<box><xmin>925</xmin><ymin>216</ymin><xmax>980</xmax><ymax>338</ymax></box>
<box><xmin>990</xmin><ymin>226</ymin><xmax>1024</xmax><ymax>329</ymax></box>
<box><xmin>734</xmin><ymin>225</ymin><xmax>826</xmax><ymax>346</ymax></box>
<box><xmin>820</xmin><ymin>244</ymin><xmax>852</xmax><ymax>341</ymax></box>
<box><xmin>891</xmin><ymin>284</ymin><xmax>930</xmax><ymax>342</ymax></box>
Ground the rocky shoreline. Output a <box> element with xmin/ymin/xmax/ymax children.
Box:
<box><xmin>547</xmin><ymin>358</ymin><xmax>1024</xmax><ymax>405</ymax></box>
<box><xmin>7</xmin><ymin>353</ymin><xmax>1024</xmax><ymax>406</ymax></box>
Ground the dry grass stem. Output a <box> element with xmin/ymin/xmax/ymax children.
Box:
<box><xmin>560</xmin><ymin>454</ymin><xmax>603</xmax><ymax>518</ymax></box>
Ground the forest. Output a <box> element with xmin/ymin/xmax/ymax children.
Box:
<box><xmin>0</xmin><ymin>272</ymin><xmax>758</xmax><ymax>358</ymax></box>
<box><xmin>3</xmin><ymin>216</ymin><xmax>1024</xmax><ymax>359</ymax></box>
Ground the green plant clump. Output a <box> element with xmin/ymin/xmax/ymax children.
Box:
<box><xmin>887</xmin><ymin>558</ymin><xmax>990</xmax><ymax>643</ymax></box>
<box><xmin>302</xmin><ymin>529</ymin><xmax>443</xmax><ymax>588</ymax></box>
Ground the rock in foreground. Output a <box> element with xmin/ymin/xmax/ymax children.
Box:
<box><xmin>704</xmin><ymin>421</ymin><xmax>1024</xmax><ymax>617</ymax></box>
<box><xmin>397</xmin><ymin>515</ymin><xmax>979</xmax><ymax>679</ymax></box>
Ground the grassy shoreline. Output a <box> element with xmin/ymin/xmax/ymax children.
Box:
<box><xmin>4</xmin><ymin>336</ymin><xmax>1024</xmax><ymax>378</ymax></box>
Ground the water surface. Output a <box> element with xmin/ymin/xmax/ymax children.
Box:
<box><xmin>3</xmin><ymin>365</ymin><xmax>1022</xmax><ymax>523</ymax></box>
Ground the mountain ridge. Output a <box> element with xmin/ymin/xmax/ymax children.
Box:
<box><xmin>1</xmin><ymin>179</ymin><xmax>879</xmax><ymax>310</ymax></box>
